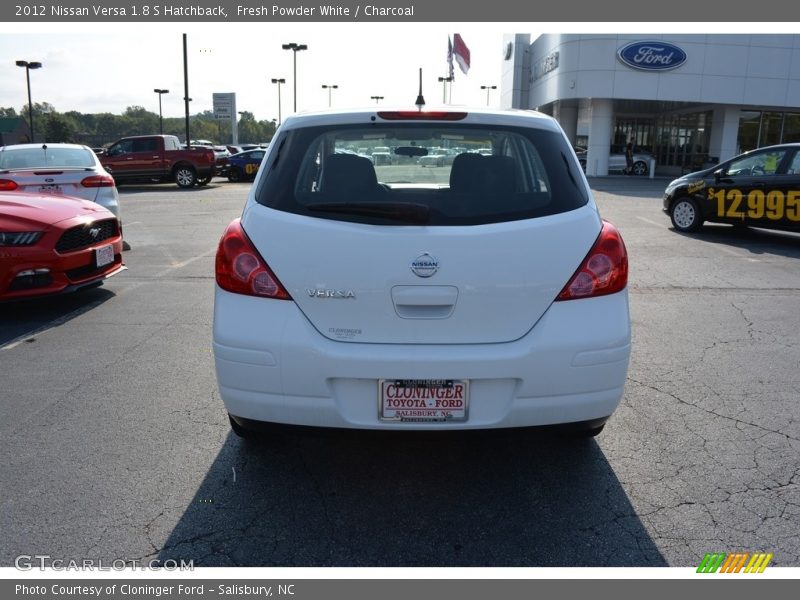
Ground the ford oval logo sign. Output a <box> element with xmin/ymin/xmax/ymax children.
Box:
<box><xmin>617</xmin><ymin>41</ymin><xmax>687</xmax><ymax>71</ymax></box>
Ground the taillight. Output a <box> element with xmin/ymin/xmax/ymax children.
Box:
<box><xmin>81</xmin><ymin>174</ymin><xmax>115</xmax><ymax>188</ymax></box>
<box><xmin>0</xmin><ymin>179</ymin><xmax>19</xmax><ymax>191</ymax></box>
<box><xmin>215</xmin><ymin>219</ymin><xmax>291</xmax><ymax>299</ymax></box>
<box><xmin>556</xmin><ymin>220</ymin><xmax>628</xmax><ymax>301</ymax></box>
<box><xmin>377</xmin><ymin>111</ymin><xmax>468</xmax><ymax>121</ymax></box>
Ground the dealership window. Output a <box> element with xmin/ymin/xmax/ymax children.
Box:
<box><xmin>783</xmin><ymin>113</ymin><xmax>800</xmax><ymax>144</ymax></box>
<box><xmin>613</xmin><ymin>118</ymin><xmax>654</xmax><ymax>152</ymax></box>
<box><xmin>738</xmin><ymin>111</ymin><xmax>761</xmax><ymax>153</ymax></box>
<box><xmin>738</xmin><ymin>111</ymin><xmax>800</xmax><ymax>153</ymax></box>
<box><xmin>653</xmin><ymin>111</ymin><xmax>712</xmax><ymax>171</ymax></box>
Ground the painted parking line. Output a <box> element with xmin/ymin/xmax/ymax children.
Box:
<box><xmin>636</xmin><ymin>216</ymin><xmax>663</xmax><ymax>227</ymax></box>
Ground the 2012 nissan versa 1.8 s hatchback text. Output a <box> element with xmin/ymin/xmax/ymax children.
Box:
<box><xmin>213</xmin><ymin>108</ymin><xmax>630</xmax><ymax>438</ymax></box>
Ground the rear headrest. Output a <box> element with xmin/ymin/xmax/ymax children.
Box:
<box><xmin>320</xmin><ymin>154</ymin><xmax>379</xmax><ymax>194</ymax></box>
<box><xmin>481</xmin><ymin>155</ymin><xmax>517</xmax><ymax>195</ymax></box>
<box><xmin>449</xmin><ymin>152</ymin><xmax>485</xmax><ymax>193</ymax></box>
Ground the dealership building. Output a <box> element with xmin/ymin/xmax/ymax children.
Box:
<box><xmin>501</xmin><ymin>34</ymin><xmax>800</xmax><ymax>176</ymax></box>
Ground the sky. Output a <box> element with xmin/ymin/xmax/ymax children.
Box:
<box><xmin>0</xmin><ymin>23</ymin><xmax>517</xmax><ymax>123</ymax></box>
<box><xmin>4</xmin><ymin>21</ymin><xmax>798</xmax><ymax>126</ymax></box>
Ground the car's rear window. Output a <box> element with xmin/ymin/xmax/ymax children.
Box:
<box><xmin>0</xmin><ymin>147</ymin><xmax>96</xmax><ymax>169</ymax></box>
<box><xmin>255</xmin><ymin>123</ymin><xmax>588</xmax><ymax>226</ymax></box>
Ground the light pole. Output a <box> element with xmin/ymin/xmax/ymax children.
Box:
<box><xmin>438</xmin><ymin>76</ymin><xmax>453</xmax><ymax>104</ymax></box>
<box><xmin>271</xmin><ymin>78</ymin><xmax>285</xmax><ymax>125</ymax></box>
<box><xmin>281</xmin><ymin>43</ymin><xmax>307</xmax><ymax>112</ymax></box>
<box><xmin>154</xmin><ymin>89</ymin><xmax>169</xmax><ymax>134</ymax></box>
<box><xmin>15</xmin><ymin>60</ymin><xmax>42</xmax><ymax>142</ymax></box>
<box><xmin>481</xmin><ymin>85</ymin><xmax>497</xmax><ymax>107</ymax></box>
<box><xmin>321</xmin><ymin>84</ymin><xmax>338</xmax><ymax>107</ymax></box>
<box><xmin>370</xmin><ymin>95</ymin><xmax>384</xmax><ymax>104</ymax></box>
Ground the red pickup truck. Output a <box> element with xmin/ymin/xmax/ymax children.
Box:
<box><xmin>98</xmin><ymin>135</ymin><xmax>216</xmax><ymax>188</ymax></box>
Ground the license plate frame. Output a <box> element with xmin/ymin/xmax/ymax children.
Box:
<box><xmin>379</xmin><ymin>379</ymin><xmax>469</xmax><ymax>422</ymax></box>
<box><xmin>94</xmin><ymin>244</ymin><xmax>114</xmax><ymax>268</ymax></box>
<box><xmin>38</xmin><ymin>184</ymin><xmax>63</xmax><ymax>194</ymax></box>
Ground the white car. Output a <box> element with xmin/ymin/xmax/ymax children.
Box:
<box><xmin>576</xmin><ymin>145</ymin><xmax>654</xmax><ymax>176</ymax></box>
<box><xmin>213</xmin><ymin>107</ymin><xmax>631</xmax><ymax>438</ymax></box>
<box><xmin>0</xmin><ymin>143</ymin><xmax>120</xmax><ymax>220</ymax></box>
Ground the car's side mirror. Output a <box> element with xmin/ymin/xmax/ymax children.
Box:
<box><xmin>713</xmin><ymin>168</ymin><xmax>725</xmax><ymax>182</ymax></box>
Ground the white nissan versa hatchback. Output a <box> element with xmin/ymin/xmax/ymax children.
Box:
<box><xmin>213</xmin><ymin>108</ymin><xmax>631</xmax><ymax>438</ymax></box>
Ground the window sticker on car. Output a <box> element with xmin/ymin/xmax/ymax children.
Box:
<box><xmin>709</xmin><ymin>187</ymin><xmax>800</xmax><ymax>221</ymax></box>
<box><xmin>687</xmin><ymin>180</ymin><xmax>705</xmax><ymax>194</ymax></box>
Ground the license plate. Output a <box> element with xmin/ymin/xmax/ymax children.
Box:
<box><xmin>38</xmin><ymin>184</ymin><xmax>63</xmax><ymax>194</ymax></box>
<box><xmin>95</xmin><ymin>244</ymin><xmax>114</xmax><ymax>268</ymax></box>
<box><xmin>379</xmin><ymin>379</ymin><xmax>469</xmax><ymax>422</ymax></box>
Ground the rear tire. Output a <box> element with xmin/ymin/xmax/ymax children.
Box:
<box><xmin>174</xmin><ymin>166</ymin><xmax>197</xmax><ymax>188</ymax></box>
<box><xmin>670</xmin><ymin>197</ymin><xmax>703</xmax><ymax>232</ymax></box>
<box><xmin>229</xmin><ymin>414</ymin><xmax>258</xmax><ymax>440</ymax></box>
<box><xmin>633</xmin><ymin>160</ymin><xmax>648</xmax><ymax>176</ymax></box>
<box><xmin>196</xmin><ymin>176</ymin><xmax>212</xmax><ymax>186</ymax></box>
<box><xmin>227</xmin><ymin>167</ymin><xmax>243</xmax><ymax>183</ymax></box>
<box><xmin>561</xmin><ymin>423</ymin><xmax>605</xmax><ymax>439</ymax></box>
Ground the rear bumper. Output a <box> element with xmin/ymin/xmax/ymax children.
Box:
<box><xmin>214</xmin><ymin>288</ymin><xmax>631</xmax><ymax>431</ymax></box>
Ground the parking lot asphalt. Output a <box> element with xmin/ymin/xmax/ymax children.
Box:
<box><xmin>1</xmin><ymin>177</ymin><xmax>799</xmax><ymax>567</ymax></box>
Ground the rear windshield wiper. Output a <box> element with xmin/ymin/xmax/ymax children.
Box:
<box><xmin>306</xmin><ymin>202</ymin><xmax>430</xmax><ymax>224</ymax></box>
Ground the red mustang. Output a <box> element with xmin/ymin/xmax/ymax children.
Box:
<box><xmin>0</xmin><ymin>192</ymin><xmax>125</xmax><ymax>301</ymax></box>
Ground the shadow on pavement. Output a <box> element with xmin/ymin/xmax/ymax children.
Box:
<box><xmin>157</xmin><ymin>429</ymin><xmax>666</xmax><ymax>566</ymax></box>
<box><xmin>675</xmin><ymin>223</ymin><xmax>800</xmax><ymax>259</ymax></box>
<box><xmin>587</xmin><ymin>176</ymin><xmax>672</xmax><ymax>199</ymax></box>
<box><xmin>0</xmin><ymin>285</ymin><xmax>116</xmax><ymax>346</ymax></box>
<box><xmin>117</xmin><ymin>181</ymin><xmax>228</xmax><ymax>194</ymax></box>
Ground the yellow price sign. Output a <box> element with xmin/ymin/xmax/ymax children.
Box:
<box><xmin>709</xmin><ymin>188</ymin><xmax>800</xmax><ymax>221</ymax></box>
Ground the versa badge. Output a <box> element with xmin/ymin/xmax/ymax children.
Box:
<box><xmin>307</xmin><ymin>289</ymin><xmax>356</xmax><ymax>299</ymax></box>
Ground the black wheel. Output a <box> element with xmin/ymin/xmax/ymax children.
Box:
<box><xmin>578</xmin><ymin>424</ymin><xmax>605</xmax><ymax>437</ymax></box>
<box><xmin>560</xmin><ymin>423</ymin><xmax>605</xmax><ymax>439</ymax></box>
<box><xmin>670</xmin><ymin>197</ymin><xmax>703</xmax><ymax>232</ymax></box>
<box><xmin>196</xmin><ymin>176</ymin><xmax>212</xmax><ymax>186</ymax></box>
<box><xmin>227</xmin><ymin>167</ymin><xmax>243</xmax><ymax>183</ymax></box>
<box><xmin>174</xmin><ymin>166</ymin><xmax>197</xmax><ymax>188</ymax></box>
<box><xmin>632</xmin><ymin>160</ymin><xmax>648</xmax><ymax>176</ymax></box>
<box><xmin>229</xmin><ymin>414</ymin><xmax>258</xmax><ymax>440</ymax></box>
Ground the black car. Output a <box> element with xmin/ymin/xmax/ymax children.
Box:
<box><xmin>664</xmin><ymin>143</ymin><xmax>800</xmax><ymax>233</ymax></box>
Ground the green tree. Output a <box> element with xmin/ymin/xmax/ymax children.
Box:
<box><xmin>0</xmin><ymin>107</ymin><xmax>18</xmax><ymax>118</ymax></box>
<box><xmin>237</xmin><ymin>111</ymin><xmax>260</xmax><ymax>144</ymax></box>
<box><xmin>116</xmin><ymin>105</ymin><xmax>160</xmax><ymax>137</ymax></box>
<box><xmin>94</xmin><ymin>113</ymin><xmax>119</xmax><ymax>141</ymax></box>
<box><xmin>43</xmin><ymin>112</ymin><xmax>78</xmax><ymax>143</ymax></box>
<box><xmin>21</xmin><ymin>101</ymin><xmax>55</xmax><ymax>120</ymax></box>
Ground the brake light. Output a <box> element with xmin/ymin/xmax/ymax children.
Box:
<box><xmin>556</xmin><ymin>220</ymin><xmax>628</xmax><ymax>301</ymax></box>
<box><xmin>81</xmin><ymin>174</ymin><xmax>115</xmax><ymax>188</ymax></box>
<box><xmin>0</xmin><ymin>179</ymin><xmax>18</xmax><ymax>191</ymax></box>
<box><xmin>377</xmin><ymin>111</ymin><xmax>468</xmax><ymax>121</ymax></box>
<box><xmin>215</xmin><ymin>219</ymin><xmax>291</xmax><ymax>299</ymax></box>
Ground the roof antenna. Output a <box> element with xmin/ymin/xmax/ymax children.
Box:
<box><xmin>415</xmin><ymin>67</ymin><xmax>425</xmax><ymax>109</ymax></box>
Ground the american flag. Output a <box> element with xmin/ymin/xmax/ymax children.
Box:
<box><xmin>447</xmin><ymin>36</ymin><xmax>454</xmax><ymax>79</ymax></box>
